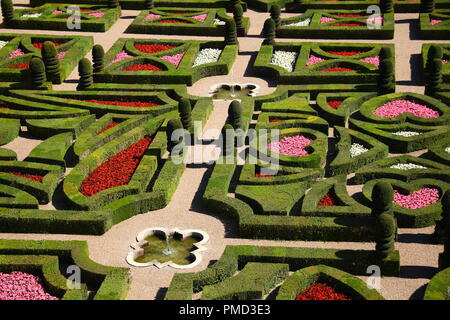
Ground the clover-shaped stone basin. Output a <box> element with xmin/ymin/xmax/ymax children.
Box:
<box><xmin>209</xmin><ymin>83</ymin><xmax>260</xmax><ymax>100</ymax></box>
<box><xmin>126</xmin><ymin>228</ymin><xmax>209</xmax><ymax>269</ymax></box>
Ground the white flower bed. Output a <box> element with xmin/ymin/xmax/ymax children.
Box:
<box><xmin>22</xmin><ymin>12</ymin><xmax>42</xmax><ymax>18</ymax></box>
<box><xmin>284</xmin><ymin>18</ymin><xmax>311</xmax><ymax>27</ymax></box>
<box><xmin>0</xmin><ymin>41</ymin><xmax>8</xmax><ymax>49</ymax></box>
<box><xmin>192</xmin><ymin>48</ymin><xmax>222</xmax><ymax>67</ymax></box>
<box><xmin>391</xmin><ymin>131</ymin><xmax>422</xmax><ymax>137</ymax></box>
<box><xmin>213</xmin><ymin>18</ymin><xmax>226</xmax><ymax>25</ymax></box>
<box><xmin>349</xmin><ymin>143</ymin><xmax>369</xmax><ymax>158</ymax></box>
<box><xmin>445</xmin><ymin>146</ymin><xmax>450</xmax><ymax>154</ymax></box>
<box><xmin>270</xmin><ymin>50</ymin><xmax>297</xmax><ymax>72</ymax></box>
<box><xmin>389</xmin><ymin>163</ymin><xmax>427</xmax><ymax>170</ymax></box>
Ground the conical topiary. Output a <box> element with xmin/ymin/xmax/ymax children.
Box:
<box><xmin>270</xmin><ymin>4</ymin><xmax>281</xmax><ymax>28</ymax></box>
<box><xmin>144</xmin><ymin>0</ymin><xmax>154</xmax><ymax>10</ymax></box>
<box><xmin>178</xmin><ymin>98</ymin><xmax>192</xmax><ymax>130</ymax></box>
<box><xmin>380</xmin><ymin>0</ymin><xmax>394</xmax><ymax>13</ymax></box>
<box><xmin>372</xmin><ymin>181</ymin><xmax>394</xmax><ymax>213</ymax></box>
<box><xmin>263</xmin><ymin>18</ymin><xmax>276</xmax><ymax>45</ymax></box>
<box><xmin>108</xmin><ymin>0</ymin><xmax>120</xmax><ymax>8</ymax></box>
<box><xmin>225</xmin><ymin>19</ymin><xmax>238</xmax><ymax>45</ymax></box>
<box><xmin>29</xmin><ymin>57</ymin><xmax>46</xmax><ymax>87</ymax></box>
<box><xmin>166</xmin><ymin>118</ymin><xmax>184</xmax><ymax>153</ymax></box>
<box><xmin>438</xmin><ymin>190</ymin><xmax>450</xmax><ymax>268</ymax></box>
<box><xmin>92</xmin><ymin>44</ymin><xmax>105</xmax><ymax>73</ymax></box>
<box><xmin>1</xmin><ymin>0</ymin><xmax>14</xmax><ymax>23</ymax></box>
<box><xmin>77</xmin><ymin>58</ymin><xmax>93</xmax><ymax>90</ymax></box>
<box><xmin>425</xmin><ymin>58</ymin><xmax>442</xmax><ymax>96</ymax></box>
<box><xmin>228</xmin><ymin>100</ymin><xmax>242</xmax><ymax>129</ymax></box>
<box><xmin>425</xmin><ymin>45</ymin><xmax>443</xmax><ymax>74</ymax></box>
<box><xmin>232</xmin><ymin>3</ymin><xmax>244</xmax><ymax>30</ymax></box>
<box><xmin>421</xmin><ymin>0</ymin><xmax>435</xmax><ymax>13</ymax></box>
<box><xmin>41</xmin><ymin>41</ymin><xmax>61</xmax><ymax>84</ymax></box>
<box><xmin>375</xmin><ymin>212</ymin><xmax>397</xmax><ymax>258</ymax></box>
<box><xmin>378</xmin><ymin>59</ymin><xmax>395</xmax><ymax>94</ymax></box>
<box><xmin>222</xmin><ymin>123</ymin><xmax>235</xmax><ymax>157</ymax></box>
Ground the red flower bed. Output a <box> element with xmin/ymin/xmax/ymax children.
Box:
<box><xmin>96</xmin><ymin>121</ymin><xmax>120</xmax><ymax>135</ymax></box>
<box><xmin>73</xmin><ymin>99</ymin><xmax>160</xmax><ymax>108</ymax></box>
<box><xmin>255</xmin><ymin>173</ymin><xmax>276</xmax><ymax>177</ymax></box>
<box><xmin>6</xmin><ymin>172</ymin><xmax>44</xmax><ymax>182</ymax></box>
<box><xmin>269</xmin><ymin>119</ymin><xmax>282</xmax><ymax>122</ymax></box>
<box><xmin>121</xmin><ymin>63</ymin><xmax>162</xmax><ymax>71</ymax></box>
<box><xmin>32</xmin><ymin>42</ymin><xmax>61</xmax><ymax>50</ymax></box>
<box><xmin>80</xmin><ymin>136</ymin><xmax>152</xmax><ymax>197</ymax></box>
<box><xmin>331</xmin><ymin>23</ymin><xmax>364</xmax><ymax>27</ymax></box>
<box><xmin>321</xmin><ymin>67</ymin><xmax>355</xmax><ymax>72</ymax></box>
<box><xmin>7</xmin><ymin>63</ymin><xmax>29</xmax><ymax>69</ymax></box>
<box><xmin>327</xmin><ymin>100</ymin><xmax>344</xmax><ymax>109</ymax></box>
<box><xmin>317</xmin><ymin>192</ymin><xmax>338</xmax><ymax>206</ymax></box>
<box><xmin>325</xmin><ymin>50</ymin><xmax>364</xmax><ymax>56</ymax></box>
<box><xmin>160</xmin><ymin>19</ymin><xmax>191</xmax><ymax>24</ymax></box>
<box><xmin>0</xmin><ymin>106</ymin><xmax>10</xmax><ymax>110</ymax></box>
<box><xmin>134</xmin><ymin>44</ymin><xmax>177</xmax><ymax>54</ymax></box>
<box><xmin>335</xmin><ymin>14</ymin><xmax>364</xmax><ymax>17</ymax></box>
<box><xmin>296</xmin><ymin>283</ymin><xmax>351</xmax><ymax>300</ymax></box>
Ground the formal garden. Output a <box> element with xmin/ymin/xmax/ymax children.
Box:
<box><xmin>0</xmin><ymin>0</ymin><xmax>448</xmax><ymax>302</ymax></box>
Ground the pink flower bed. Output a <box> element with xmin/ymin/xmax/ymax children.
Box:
<box><xmin>161</xmin><ymin>52</ymin><xmax>185</xmax><ymax>67</ymax></box>
<box><xmin>320</xmin><ymin>17</ymin><xmax>336</xmax><ymax>24</ymax></box>
<box><xmin>360</xmin><ymin>56</ymin><xmax>380</xmax><ymax>67</ymax></box>
<box><xmin>0</xmin><ymin>271</ymin><xmax>59</xmax><ymax>300</ymax></box>
<box><xmin>431</xmin><ymin>19</ymin><xmax>442</xmax><ymax>25</ymax></box>
<box><xmin>267</xmin><ymin>135</ymin><xmax>312</xmax><ymax>157</ymax></box>
<box><xmin>367</xmin><ymin>16</ymin><xmax>383</xmax><ymax>25</ymax></box>
<box><xmin>306</xmin><ymin>55</ymin><xmax>325</xmax><ymax>66</ymax></box>
<box><xmin>57</xmin><ymin>51</ymin><xmax>68</xmax><ymax>59</ymax></box>
<box><xmin>89</xmin><ymin>12</ymin><xmax>106</xmax><ymax>18</ymax></box>
<box><xmin>51</xmin><ymin>10</ymin><xmax>64</xmax><ymax>15</ymax></box>
<box><xmin>443</xmin><ymin>60</ymin><xmax>448</xmax><ymax>64</ymax></box>
<box><xmin>112</xmin><ymin>50</ymin><xmax>133</xmax><ymax>64</ymax></box>
<box><xmin>393</xmin><ymin>188</ymin><xmax>440</xmax><ymax>209</ymax></box>
<box><xmin>144</xmin><ymin>13</ymin><xmax>162</xmax><ymax>20</ymax></box>
<box><xmin>373</xmin><ymin>100</ymin><xmax>440</xmax><ymax>118</ymax></box>
<box><xmin>8</xmin><ymin>49</ymin><xmax>24</xmax><ymax>59</ymax></box>
<box><xmin>190</xmin><ymin>14</ymin><xmax>207</xmax><ymax>22</ymax></box>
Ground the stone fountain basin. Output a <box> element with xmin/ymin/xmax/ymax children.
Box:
<box><xmin>209</xmin><ymin>83</ymin><xmax>260</xmax><ymax>100</ymax></box>
<box><xmin>126</xmin><ymin>227</ymin><xmax>209</xmax><ymax>269</ymax></box>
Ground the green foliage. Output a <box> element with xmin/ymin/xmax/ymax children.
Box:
<box><xmin>263</xmin><ymin>18</ymin><xmax>276</xmax><ymax>45</ymax></box>
<box><xmin>0</xmin><ymin>119</ymin><xmax>20</xmax><ymax>146</ymax></box>
<box><xmin>166</xmin><ymin>118</ymin><xmax>184</xmax><ymax>153</ymax></box>
<box><xmin>378</xmin><ymin>59</ymin><xmax>395</xmax><ymax>94</ymax></box>
<box><xmin>1</xmin><ymin>0</ymin><xmax>13</xmax><ymax>23</ymax></box>
<box><xmin>420</xmin><ymin>0</ymin><xmax>435</xmax><ymax>13</ymax></box>
<box><xmin>178</xmin><ymin>98</ymin><xmax>192</xmax><ymax>130</ymax></box>
<box><xmin>424</xmin><ymin>267</ymin><xmax>450</xmax><ymax>299</ymax></box>
<box><xmin>92</xmin><ymin>44</ymin><xmax>105</xmax><ymax>73</ymax></box>
<box><xmin>375</xmin><ymin>213</ymin><xmax>396</xmax><ymax>258</ymax></box>
<box><xmin>379</xmin><ymin>46</ymin><xmax>393</xmax><ymax>61</ymax></box>
<box><xmin>30</xmin><ymin>57</ymin><xmax>47</xmax><ymax>87</ymax></box>
<box><xmin>439</xmin><ymin>190</ymin><xmax>450</xmax><ymax>269</ymax></box>
<box><xmin>228</xmin><ymin>100</ymin><xmax>243</xmax><ymax>129</ymax></box>
<box><xmin>232</xmin><ymin>3</ymin><xmax>244</xmax><ymax>29</ymax></box>
<box><xmin>380</xmin><ymin>0</ymin><xmax>394</xmax><ymax>13</ymax></box>
<box><xmin>225</xmin><ymin>19</ymin><xmax>238</xmax><ymax>45</ymax></box>
<box><xmin>77</xmin><ymin>58</ymin><xmax>93</xmax><ymax>90</ymax></box>
<box><xmin>372</xmin><ymin>181</ymin><xmax>394</xmax><ymax>213</ymax></box>
<box><xmin>108</xmin><ymin>0</ymin><xmax>120</xmax><ymax>8</ymax></box>
<box><xmin>222</xmin><ymin>124</ymin><xmax>235</xmax><ymax>157</ymax></box>
<box><xmin>270</xmin><ymin>4</ymin><xmax>281</xmax><ymax>28</ymax></box>
<box><xmin>425</xmin><ymin>58</ymin><xmax>443</xmax><ymax>96</ymax></box>
<box><xmin>41</xmin><ymin>41</ymin><xmax>61</xmax><ymax>84</ymax></box>
<box><xmin>144</xmin><ymin>0</ymin><xmax>154</xmax><ymax>10</ymax></box>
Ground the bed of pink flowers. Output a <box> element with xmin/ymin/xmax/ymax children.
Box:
<box><xmin>306</xmin><ymin>54</ymin><xmax>379</xmax><ymax>67</ymax></box>
<box><xmin>393</xmin><ymin>188</ymin><xmax>440</xmax><ymax>209</ymax></box>
<box><xmin>8</xmin><ymin>49</ymin><xmax>24</xmax><ymax>59</ymax></box>
<box><xmin>190</xmin><ymin>14</ymin><xmax>207</xmax><ymax>22</ymax></box>
<box><xmin>144</xmin><ymin>13</ymin><xmax>162</xmax><ymax>20</ymax></box>
<box><xmin>267</xmin><ymin>135</ymin><xmax>312</xmax><ymax>156</ymax></box>
<box><xmin>320</xmin><ymin>17</ymin><xmax>336</xmax><ymax>24</ymax></box>
<box><xmin>161</xmin><ymin>52</ymin><xmax>185</xmax><ymax>67</ymax></box>
<box><xmin>0</xmin><ymin>271</ymin><xmax>59</xmax><ymax>300</ymax></box>
<box><xmin>373</xmin><ymin>100</ymin><xmax>440</xmax><ymax>118</ymax></box>
<box><xmin>430</xmin><ymin>19</ymin><xmax>443</xmax><ymax>25</ymax></box>
<box><xmin>112</xmin><ymin>50</ymin><xmax>133</xmax><ymax>64</ymax></box>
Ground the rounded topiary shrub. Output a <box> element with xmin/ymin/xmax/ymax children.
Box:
<box><xmin>270</xmin><ymin>4</ymin><xmax>281</xmax><ymax>28</ymax></box>
<box><xmin>178</xmin><ymin>98</ymin><xmax>192</xmax><ymax>130</ymax></box>
<box><xmin>378</xmin><ymin>59</ymin><xmax>395</xmax><ymax>94</ymax></box>
<box><xmin>77</xmin><ymin>58</ymin><xmax>93</xmax><ymax>90</ymax></box>
<box><xmin>222</xmin><ymin>123</ymin><xmax>235</xmax><ymax>156</ymax></box>
<box><xmin>232</xmin><ymin>3</ymin><xmax>244</xmax><ymax>30</ymax></box>
<box><xmin>421</xmin><ymin>0</ymin><xmax>435</xmax><ymax>13</ymax></box>
<box><xmin>29</xmin><ymin>57</ymin><xmax>47</xmax><ymax>87</ymax></box>
<box><xmin>225</xmin><ymin>19</ymin><xmax>238</xmax><ymax>45</ymax></box>
<box><xmin>108</xmin><ymin>0</ymin><xmax>120</xmax><ymax>8</ymax></box>
<box><xmin>228</xmin><ymin>100</ymin><xmax>242</xmax><ymax>129</ymax></box>
<box><xmin>263</xmin><ymin>18</ymin><xmax>276</xmax><ymax>45</ymax></box>
<box><xmin>41</xmin><ymin>41</ymin><xmax>61</xmax><ymax>84</ymax></box>
<box><xmin>144</xmin><ymin>0</ymin><xmax>154</xmax><ymax>10</ymax></box>
<box><xmin>372</xmin><ymin>181</ymin><xmax>394</xmax><ymax>213</ymax></box>
<box><xmin>166</xmin><ymin>118</ymin><xmax>184</xmax><ymax>153</ymax></box>
<box><xmin>1</xmin><ymin>0</ymin><xmax>14</xmax><ymax>23</ymax></box>
<box><xmin>92</xmin><ymin>44</ymin><xmax>105</xmax><ymax>73</ymax></box>
<box><xmin>425</xmin><ymin>58</ymin><xmax>442</xmax><ymax>96</ymax></box>
<box><xmin>380</xmin><ymin>0</ymin><xmax>394</xmax><ymax>13</ymax></box>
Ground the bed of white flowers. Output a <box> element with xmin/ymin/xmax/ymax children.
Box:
<box><xmin>192</xmin><ymin>48</ymin><xmax>222</xmax><ymax>67</ymax></box>
<box><xmin>283</xmin><ymin>18</ymin><xmax>311</xmax><ymax>27</ymax></box>
<box><xmin>22</xmin><ymin>12</ymin><xmax>42</xmax><ymax>18</ymax></box>
<box><xmin>389</xmin><ymin>163</ymin><xmax>427</xmax><ymax>170</ymax></box>
<box><xmin>270</xmin><ymin>50</ymin><xmax>298</xmax><ymax>72</ymax></box>
<box><xmin>213</xmin><ymin>18</ymin><xmax>226</xmax><ymax>25</ymax></box>
<box><xmin>445</xmin><ymin>146</ymin><xmax>450</xmax><ymax>154</ymax></box>
<box><xmin>0</xmin><ymin>41</ymin><xmax>8</xmax><ymax>49</ymax></box>
<box><xmin>391</xmin><ymin>131</ymin><xmax>422</xmax><ymax>137</ymax></box>
<box><xmin>349</xmin><ymin>143</ymin><xmax>369</xmax><ymax>158</ymax></box>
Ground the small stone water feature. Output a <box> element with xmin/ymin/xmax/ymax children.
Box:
<box><xmin>126</xmin><ymin>227</ymin><xmax>209</xmax><ymax>269</ymax></box>
<box><xmin>209</xmin><ymin>83</ymin><xmax>260</xmax><ymax>100</ymax></box>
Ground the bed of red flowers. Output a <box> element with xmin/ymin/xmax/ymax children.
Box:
<box><xmin>5</xmin><ymin>171</ymin><xmax>44</xmax><ymax>182</ymax></box>
<box><xmin>80</xmin><ymin>136</ymin><xmax>152</xmax><ymax>197</ymax></box>
<box><xmin>331</xmin><ymin>23</ymin><xmax>365</xmax><ymax>27</ymax></box>
<box><xmin>334</xmin><ymin>14</ymin><xmax>364</xmax><ymax>18</ymax></box>
<box><xmin>321</xmin><ymin>67</ymin><xmax>355</xmax><ymax>72</ymax></box>
<box><xmin>325</xmin><ymin>50</ymin><xmax>364</xmax><ymax>56</ymax></box>
<box><xmin>7</xmin><ymin>63</ymin><xmax>29</xmax><ymax>69</ymax></box>
<box><xmin>134</xmin><ymin>44</ymin><xmax>177</xmax><ymax>54</ymax></box>
<box><xmin>327</xmin><ymin>100</ymin><xmax>344</xmax><ymax>109</ymax></box>
<box><xmin>295</xmin><ymin>283</ymin><xmax>351</xmax><ymax>300</ymax></box>
<box><xmin>96</xmin><ymin>121</ymin><xmax>120</xmax><ymax>135</ymax></box>
<box><xmin>0</xmin><ymin>106</ymin><xmax>10</xmax><ymax>110</ymax></box>
<box><xmin>32</xmin><ymin>42</ymin><xmax>61</xmax><ymax>50</ymax></box>
<box><xmin>255</xmin><ymin>173</ymin><xmax>277</xmax><ymax>177</ymax></box>
<box><xmin>160</xmin><ymin>19</ymin><xmax>191</xmax><ymax>24</ymax></box>
<box><xmin>72</xmin><ymin>99</ymin><xmax>160</xmax><ymax>108</ymax></box>
<box><xmin>269</xmin><ymin>119</ymin><xmax>282</xmax><ymax>122</ymax></box>
<box><xmin>317</xmin><ymin>192</ymin><xmax>338</xmax><ymax>206</ymax></box>
<box><xmin>122</xmin><ymin>63</ymin><xmax>162</xmax><ymax>71</ymax></box>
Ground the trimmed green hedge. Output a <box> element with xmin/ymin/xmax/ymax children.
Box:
<box><xmin>419</xmin><ymin>10</ymin><xmax>450</xmax><ymax>40</ymax></box>
<box><xmin>4</xmin><ymin>4</ymin><xmax>120</xmax><ymax>32</ymax></box>
<box><xmin>276</xmin><ymin>264</ymin><xmax>384</xmax><ymax>300</ymax></box>
<box><xmin>128</xmin><ymin>8</ymin><xmax>250</xmax><ymax>36</ymax></box>
<box><xmin>277</xmin><ymin>10</ymin><xmax>394</xmax><ymax>39</ymax></box>
<box><xmin>26</xmin><ymin>115</ymin><xmax>96</xmax><ymax>139</ymax></box>
<box><xmin>94</xmin><ymin>38</ymin><xmax>237</xmax><ymax>85</ymax></box>
<box><xmin>0</xmin><ymin>33</ymin><xmax>93</xmax><ymax>84</ymax></box>
<box><xmin>0</xmin><ymin>239</ymin><xmax>131</xmax><ymax>300</ymax></box>
<box><xmin>165</xmin><ymin>244</ymin><xmax>400</xmax><ymax>299</ymax></box>
<box><xmin>423</xmin><ymin>267</ymin><xmax>450</xmax><ymax>300</ymax></box>
<box><xmin>0</xmin><ymin>118</ymin><xmax>20</xmax><ymax>145</ymax></box>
